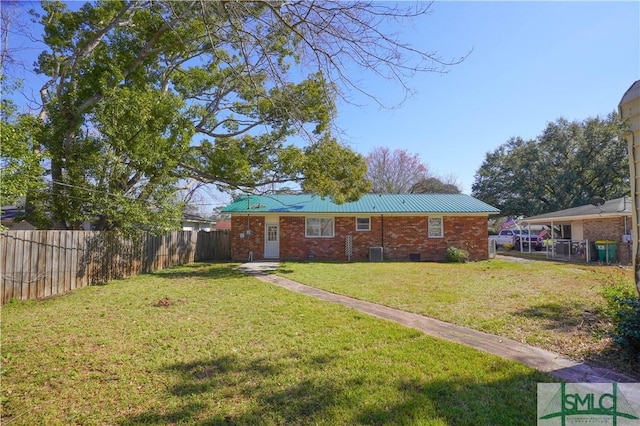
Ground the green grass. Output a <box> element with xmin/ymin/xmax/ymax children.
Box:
<box><xmin>276</xmin><ymin>259</ymin><xmax>638</xmax><ymax>378</ymax></box>
<box><xmin>1</xmin><ymin>263</ymin><xmax>552</xmax><ymax>425</ymax></box>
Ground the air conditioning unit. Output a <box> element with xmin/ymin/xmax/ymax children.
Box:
<box><xmin>369</xmin><ymin>247</ymin><xmax>383</xmax><ymax>262</ymax></box>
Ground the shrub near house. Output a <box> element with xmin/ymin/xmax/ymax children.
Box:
<box><xmin>602</xmin><ymin>283</ymin><xmax>640</xmax><ymax>362</ymax></box>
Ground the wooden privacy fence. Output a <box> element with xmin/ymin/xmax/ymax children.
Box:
<box><xmin>0</xmin><ymin>230</ymin><xmax>231</xmax><ymax>305</ymax></box>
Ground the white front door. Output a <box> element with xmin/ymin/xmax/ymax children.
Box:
<box><xmin>264</xmin><ymin>223</ymin><xmax>279</xmax><ymax>259</ymax></box>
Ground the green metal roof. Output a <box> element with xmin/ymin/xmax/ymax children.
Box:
<box><xmin>222</xmin><ymin>194</ymin><xmax>499</xmax><ymax>214</ymax></box>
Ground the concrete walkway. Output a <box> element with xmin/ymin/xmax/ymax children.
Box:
<box><xmin>238</xmin><ymin>262</ymin><xmax>638</xmax><ymax>389</ymax></box>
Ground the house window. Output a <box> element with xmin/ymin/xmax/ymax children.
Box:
<box><xmin>428</xmin><ymin>217</ymin><xmax>443</xmax><ymax>238</ymax></box>
<box><xmin>306</xmin><ymin>217</ymin><xmax>334</xmax><ymax>237</ymax></box>
<box><xmin>356</xmin><ymin>217</ymin><xmax>370</xmax><ymax>231</ymax></box>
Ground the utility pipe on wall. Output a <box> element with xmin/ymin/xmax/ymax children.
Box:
<box><xmin>619</xmin><ymin>79</ymin><xmax>640</xmax><ymax>296</ymax></box>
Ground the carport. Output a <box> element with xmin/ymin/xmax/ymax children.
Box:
<box><xmin>519</xmin><ymin>196</ymin><xmax>632</xmax><ymax>264</ymax></box>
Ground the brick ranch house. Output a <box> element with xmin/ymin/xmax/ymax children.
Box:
<box><xmin>222</xmin><ymin>194</ymin><xmax>499</xmax><ymax>262</ymax></box>
<box><xmin>521</xmin><ymin>196</ymin><xmax>632</xmax><ymax>264</ymax></box>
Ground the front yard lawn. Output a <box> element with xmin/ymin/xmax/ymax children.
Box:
<box><xmin>1</xmin><ymin>263</ymin><xmax>552</xmax><ymax>425</ymax></box>
<box><xmin>276</xmin><ymin>259</ymin><xmax>639</xmax><ymax>380</ymax></box>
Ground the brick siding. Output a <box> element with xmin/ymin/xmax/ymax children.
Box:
<box><xmin>230</xmin><ymin>216</ymin><xmax>266</xmax><ymax>261</ymax></box>
<box><xmin>583</xmin><ymin>217</ymin><xmax>632</xmax><ymax>265</ymax></box>
<box><xmin>231</xmin><ymin>215</ymin><xmax>489</xmax><ymax>262</ymax></box>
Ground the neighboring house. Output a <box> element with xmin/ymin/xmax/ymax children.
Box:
<box><xmin>181</xmin><ymin>213</ymin><xmax>214</xmax><ymax>232</ymax></box>
<box><xmin>222</xmin><ymin>193</ymin><xmax>499</xmax><ymax>262</ymax></box>
<box><xmin>522</xmin><ymin>196</ymin><xmax>632</xmax><ymax>264</ymax></box>
<box><xmin>0</xmin><ymin>206</ymin><xmax>36</xmax><ymax>230</ymax></box>
<box><xmin>214</xmin><ymin>220</ymin><xmax>231</xmax><ymax>231</ymax></box>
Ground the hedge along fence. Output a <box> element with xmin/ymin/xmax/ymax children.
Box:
<box><xmin>0</xmin><ymin>230</ymin><xmax>231</xmax><ymax>305</ymax></box>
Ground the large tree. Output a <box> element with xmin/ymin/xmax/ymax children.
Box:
<box><xmin>0</xmin><ymin>95</ymin><xmax>46</xmax><ymax>208</ymax></box>
<box><xmin>365</xmin><ymin>147</ymin><xmax>429</xmax><ymax>193</ymax></box>
<box><xmin>1</xmin><ymin>2</ymin><xmax>45</xmax><ymax>212</ymax></box>
<box><xmin>410</xmin><ymin>176</ymin><xmax>461</xmax><ymax>194</ymax></box>
<box><xmin>472</xmin><ymin>114</ymin><xmax>629</xmax><ymax>217</ymax></box>
<box><xmin>3</xmin><ymin>1</ymin><xmax>462</xmax><ymax>232</ymax></box>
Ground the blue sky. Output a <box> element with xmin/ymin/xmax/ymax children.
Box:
<box><xmin>336</xmin><ymin>1</ymin><xmax>640</xmax><ymax>193</ymax></box>
<box><xmin>5</xmin><ymin>1</ymin><xmax>640</xmax><ymax>207</ymax></box>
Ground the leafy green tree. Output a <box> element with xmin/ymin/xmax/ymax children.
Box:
<box><xmin>1</xmin><ymin>1</ymin><xmax>45</xmax><ymax>212</ymax></box>
<box><xmin>472</xmin><ymin>114</ymin><xmax>629</xmax><ymax>217</ymax></box>
<box><xmin>410</xmin><ymin>176</ymin><xmax>461</xmax><ymax>194</ymax></box>
<box><xmin>15</xmin><ymin>1</ymin><xmax>458</xmax><ymax>231</ymax></box>
<box><xmin>0</xmin><ymin>94</ymin><xmax>46</xmax><ymax>207</ymax></box>
<box><xmin>302</xmin><ymin>136</ymin><xmax>369</xmax><ymax>204</ymax></box>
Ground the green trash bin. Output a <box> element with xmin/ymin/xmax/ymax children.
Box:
<box><xmin>595</xmin><ymin>240</ymin><xmax>618</xmax><ymax>262</ymax></box>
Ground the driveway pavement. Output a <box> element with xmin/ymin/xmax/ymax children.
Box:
<box><xmin>238</xmin><ymin>262</ymin><xmax>638</xmax><ymax>392</ymax></box>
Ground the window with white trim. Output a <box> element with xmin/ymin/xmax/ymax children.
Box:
<box><xmin>356</xmin><ymin>217</ymin><xmax>370</xmax><ymax>231</ymax></box>
<box><xmin>428</xmin><ymin>217</ymin><xmax>443</xmax><ymax>238</ymax></box>
<box><xmin>306</xmin><ymin>217</ymin><xmax>334</xmax><ymax>237</ymax></box>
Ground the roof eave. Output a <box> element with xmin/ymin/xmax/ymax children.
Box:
<box><xmin>227</xmin><ymin>211</ymin><xmax>497</xmax><ymax>216</ymax></box>
<box><xmin>522</xmin><ymin>212</ymin><xmax>631</xmax><ymax>224</ymax></box>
